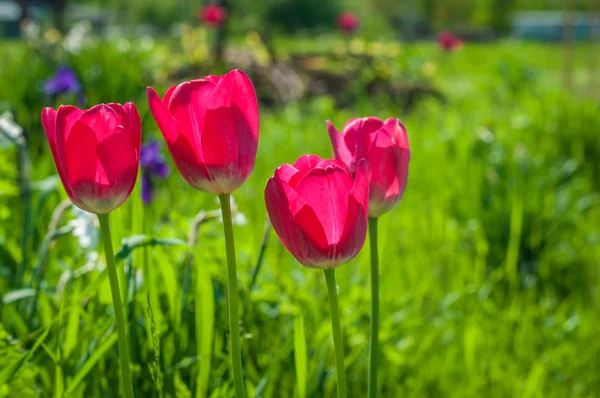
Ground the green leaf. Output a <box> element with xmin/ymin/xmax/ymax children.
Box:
<box><xmin>196</xmin><ymin>271</ymin><xmax>214</xmax><ymax>398</ymax></box>
<box><xmin>64</xmin><ymin>332</ymin><xmax>118</xmax><ymax>396</ymax></box>
<box><xmin>0</xmin><ymin>327</ymin><xmax>50</xmax><ymax>385</ymax></box>
<box><xmin>294</xmin><ymin>316</ymin><xmax>307</xmax><ymax>398</ymax></box>
<box><xmin>115</xmin><ymin>235</ymin><xmax>187</xmax><ymax>262</ymax></box>
<box><xmin>41</xmin><ymin>343</ymin><xmax>60</xmax><ymax>366</ymax></box>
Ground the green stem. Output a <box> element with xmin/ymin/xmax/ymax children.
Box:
<box><xmin>98</xmin><ymin>213</ymin><xmax>135</xmax><ymax>398</ymax></box>
<box><xmin>368</xmin><ymin>217</ymin><xmax>379</xmax><ymax>398</ymax></box>
<box><xmin>323</xmin><ymin>268</ymin><xmax>347</xmax><ymax>398</ymax></box>
<box><xmin>218</xmin><ymin>194</ymin><xmax>246</xmax><ymax>398</ymax></box>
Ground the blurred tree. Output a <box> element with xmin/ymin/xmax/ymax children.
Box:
<box><xmin>18</xmin><ymin>0</ymin><xmax>67</xmax><ymax>31</ymax></box>
<box><xmin>265</xmin><ymin>0</ymin><xmax>341</xmax><ymax>32</ymax></box>
<box><xmin>490</xmin><ymin>0</ymin><xmax>517</xmax><ymax>33</ymax></box>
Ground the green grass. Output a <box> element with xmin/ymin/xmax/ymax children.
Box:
<box><xmin>1</xmin><ymin>35</ymin><xmax>599</xmax><ymax>397</ymax></box>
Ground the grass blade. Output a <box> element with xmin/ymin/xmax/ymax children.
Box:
<box><xmin>294</xmin><ymin>315</ymin><xmax>307</xmax><ymax>398</ymax></box>
<box><xmin>0</xmin><ymin>326</ymin><xmax>50</xmax><ymax>385</ymax></box>
<box><xmin>64</xmin><ymin>332</ymin><xmax>118</xmax><ymax>396</ymax></box>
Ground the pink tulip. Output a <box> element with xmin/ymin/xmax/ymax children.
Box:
<box><xmin>146</xmin><ymin>69</ymin><xmax>259</xmax><ymax>194</ymax></box>
<box><xmin>327</xmin><ymin>117</ymin><xmax>410</xmax><ymax>217</ymax></box>
<box><xmin>41</xmin><ymin>103</ymin><xmax>141</xmax><ymax>214</ymax></box>
<box><xmin>337</xmin><ymin>11</ymin><xmax>360</xmax><ymax>35</ymax></box>
<box><xmin>200</xmin><ymin>4</ymin><xmax>228</xmax><ymax>28</ymax></box>
<box><xmin>265</xmin><ymin>155</ymin><xmax>371</xmax><ymax>269</ymax></box>
<box><xmin>438</xmin><ymin>30</ymin><xmax>464</xmax><ymax>52</ymax></box>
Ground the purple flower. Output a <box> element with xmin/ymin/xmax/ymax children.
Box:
<box><xmin>140</xmin><ymin>140</ymin><xmax>170</xmax><ymax>204</ymax></box>
<box><xmin>44</xmin><ymin>65</ymin><xmax>81</xmax><ymax>97</ymax></box>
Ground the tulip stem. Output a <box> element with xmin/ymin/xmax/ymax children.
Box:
<box><xmin>97</xmin><ymin>213</ymin><xmax>134</xmax><ymax>398</ymax></box>
<box><xmin>368</xmin><ymin>217</ymin><xmax>379</xmax><ymax>398</ymax></box>
<box><xmin>218</xmin><ymin>194</ymin><xmax>246</xmax><ymax>398</ymax></box>
<box><xmin>323</xmin><ymin>268</ymin><xmax>347</xmax><ymax>398</ymax></box>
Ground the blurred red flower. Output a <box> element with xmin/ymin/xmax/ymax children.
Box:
<box><xmin>438</xmin><ymin>30</ymin><xmax>464</xmax><ymax>52</ymax></box>
<box><xmin>337</xmin><ymin>11</ymin><xmax>360</xmax><ymax>35</ymax></box>
<box><xmin>200</xmin><ymin>4</ymin><xmax>227</xmax><ymax>28</ymax></box>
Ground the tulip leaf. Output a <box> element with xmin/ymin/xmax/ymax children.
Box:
<box><xmin>115</xmin><ymin>235</ymin><xmax>187</xmax><ymax>262</ymax></box>
<box><xmin>0</xmin><ymin>326</ymin><xmax>50</xmax><ymax>385</ymax></box>
<box><xmin>65</xmin><ymin>332</ymin><xmax>118</xmax><ymax>396</ymax></box>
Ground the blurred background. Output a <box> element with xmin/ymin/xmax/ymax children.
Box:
<box><xmin>1</xmin><ymin>0</ymin><xmax>599</xmax><ymax>397</ymax></box>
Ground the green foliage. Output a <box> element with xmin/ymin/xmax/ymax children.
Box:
<box><xmin>1</xmin><ymin>37</ymin><xmax>599</xmax><ymax>397</ymax></box>
<box><xmin>264</xmin><ymin>0</ymin><xmax>341</xmax><ymax>32</ymax></box>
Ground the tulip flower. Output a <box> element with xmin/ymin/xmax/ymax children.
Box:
<box><xmin>327</xmin><ymin>117</ymin><xmax>410</xmax><ymax>218</ymax></box>
<box><xmin>147</xmin><ymin>69</ymin><xmax>258</xmax><ymax>398</ymax></box>
<box><xmin>200</xmin><ymin>4</ymin><xmax>228</xmax><ymax>28</ymax></box>
<box><xmin>265</xmin><ymin>154</ymin><xmax>371</xmax><ymax>398</ymax></box>
<box><xmin>41</xmin><ymin>102</ymin><xmax>140</xmax><ymax>398</ymax></box>
<box><xmin>438</xmin><ymin>30</ymin><xmax>464</xmax><ymax>52</ymax></box>
<box><xmin>327</xmin><ymin>117</ymin><xmax>410</xmax><ymax>398</ymax></box>
<box><xmin>265</xmin><ymin>155</ymin><xmax>370</xmax><ymax>269</ymax></box>
<box><xmin>146</xmin><ymin>69</ymin><xmax>259</xmax><ymax>195</ymax></box>
<box><xmin>41</xmin><ymin>103</ymin><xmax>141</xmax><ymax>214</ymax></box>
<box><xmin>337</xmin><ymin>11</ymin><xmax>360</xmax><ymax>35</ymax></box>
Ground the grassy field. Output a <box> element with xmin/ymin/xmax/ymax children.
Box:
<box><xmin>1</xmin><ymin>35</ymin><xmax>599</xmax><ymax>397</ymax></box>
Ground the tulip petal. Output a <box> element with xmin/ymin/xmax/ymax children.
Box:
<box><xmin>168</xmin><ymin>79</ymin><xmax>216</xmax><ymax>145</ymax></box>
<box><xmin>123</xmin><ymin>102</ymin><xmax>142</xmax><ymax>149</ymax></box>
<box><xmin>384</xmin><ymin>118</ymin><xmax>410</xmax><ymax>151</ymax></box>
<box><xmin>150</xmin><ymin>85</ymin><xmax>222</xmax><ymax>193</ymax></box>
<box><xmin>62</xmin><ymin>119</ymin><xmax>104</xmax><ymax>211</ymax></box>
<box><xmin>341</xmin><ymin>117</ymin><xmax>383</xmax><ymax>170</ymax></box>
<box><xmin>95</xmin><ymin>125</ymin><xmax>139</xmax><ymax>210</ymax></box>
<box><xmin>274</xmin><ymin>164</ymin><xmax>298</xmax><ymax>183</ymax></box>
<box><xmin>78</xmin><ymin>104</ymin><xmax>119</xmax><ymax>142</ymax></box>
<box><xmin>288</xmin><ymin>154</ymin><xmax>323</xmax><ymax>187</ymax></box>
<box><xmin>336</xmin><ymin>195</ymin><xmax>368</xmax><ymax>262</ymax></box>
<box><xmin>55</xmin><ymin>105</ymin><xmax>83</xmax><ymax>152</ymax></box>
<box><xmin>41</xmin><ymin>108</ymin><xmax>59</xmax><ymax>164</ymax></box>
<box><xmin>41</xmin><ymin>107</ymin><xmax>57</xmax><ymax>146</ymax></box>
<box><xmin>293</xmin><ymin>154</ymin><xmax>323</xmax><ymax>171</ymax></box>
<box><xmin>147</xmin><ymin>86</ymin><xmax>179</xmax><ymax>143</ymax></box>
<box><xmin>265</xmin><ymin>177</ymin><xmax>329</xmax><ymax>267</ymax></box>
<box><xmin>163</xmin><ymin>85</ymin><xmax>177</xmax><ymax>107</ymax></box>
<box><xmin>42</xmin><ymin>107</ymin><xmax>75</xmax><ymax>200</ymax></box>
<box><xmin>200</xmin><ymin>106</ymin><xmax>239</xmax><ymax>169</ymax></box>
<box><xmin>106</xmin><ymin>103</ymin><xmax>127</xmax><ymax>126</ymax></box>
<box><xmin>209</xmin><ymin>70</ymin><xmax>259</xmax><ymax>138</ymax></box>
<box><xmin>203</xmin><ymin>75</ymin><xmax>222</xmax><ymax>85</ymax></box>
<box><xmin>227</xmin><ymin>69</ymin><xmax>259</xmax><ymax>140</ymax></box>
<box><xmin>335</xmin><ymin>159</ymin><xmax>370</xmax><ymax>261</ymax></box>
<box><xmin>169</xmin><ymin>132</ymin><xmax>221</xmax><ymax>193</ymax></box>
<box><xmin>327</xmin><ymin>120</ymin><xmax>353</xmax><ymax>166</ymax></box>
<box><xmin>315</xmin><ymin>159</ymin><xmax>348</xmax><ymax>171</ymax></box>
<box><xmin>294</xmin><ymin>163</ymin><xmax>353</xmax><ymax>246</ymax></box>
<box><xmin>350</xmin><ymin>159</ymin><xmax>371</xmax><ymax>207</ymax></box>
